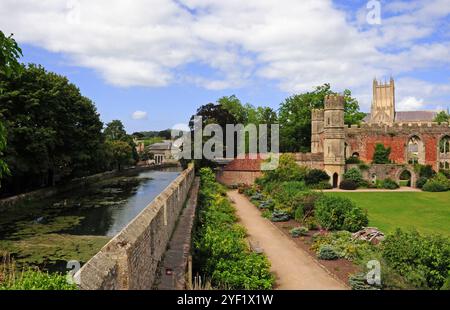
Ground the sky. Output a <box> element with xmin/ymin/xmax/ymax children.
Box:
<box><xmin>1</xmin><ymin>0</ymin><xmax>450</xmax><ymax>133</ymax></box>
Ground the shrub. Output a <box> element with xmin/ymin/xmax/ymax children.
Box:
<box><xmin>271</xmin><ymin>210</ymin><xmax>290</xmax><ymax>222</ymax></box>
<box><xmin>418</xmin><ymin>165</ymin><xmax>436</xmax><ymax>179</ymax></box>
<box><xmin>339</xmin><ymin>179</ymin><xmax>358</xmax><ymax>190</ymax></box>
<box><xmin>372</xmin><ymin>144</ymin><xmax>391</xmax><ymax>164</ymax></box>
<box><xmin>312</xmin><ymin>231</ymin><xmax>376</xmax><ymax>262</ymax></box>
<box><xmin>305</xmin><ymin>169</ymin><xmax>330</xmax><ymax>186</ymax></box>
<box><xmin>257</xmin><ymin>199</ymin><xmax>275</xmax><ymax>211</ymax></box>
<box><xmin>195</xmin><ymin>167</ymin><xmax>274</xmax><ymax>289</ymax></box>
<box><xmin>416</xmin><ymin>177</ymin><xmax>428</xmax><ymax>189</ymax></box>
<box><xmin>422</xmin><ymin>173</ymin><xmax>450</xmax><ymax>192</ymax></box>
<box><xmin>343</xmin><ymin>168</ymin><xmax>363</xmax><ymax>185</ymax></box>
<box><xmin>358</xmin><ymin>163</ymin><xmax>370</xmax><ymax>170</ymax></box>
<box><xmin>290</xmin><ymin>226</ymin><xmax>309</xmax><ymax>238</ymax></box>
<box><xmin>318</xmin><ymin>245</ymin><xmax>339</xmax><ymax>260</ymax></box>
<box><xmin>269</xmin><ymin>181</ymin><xmax>316</xmax><ymax>215</ymax></box>
<box><xmin>441</xmin><ymin>273</ymin><xmax>450</xmax><ymax>290</ymax></box>
<box><xmin>294</xmin><ymin>206</ymin><xmax>304</xmax><ymax>222</ymax></box>
<box><xmin>382</xmin><ymin>178</ymin><xmax>399</xmax><ymax>190</ymax></box>
<box><xmin>304</xmin><ymin>217</ymin><xmax>319</xmax><ymax>230</ymax></box>
<box><xmin>382</xmin><ymin>229</ymin><xmax>450</xmax><ymax>290</ymax></box>
<box><xmin>258</xmin><ymin>154</ymin><xmax>308</xmax><ymax>185</ymax></box>
<box><xmin>345</xmin><ymin>157</ymin><xmax>360</xmax><ymax>164</ymax></box>
<box><xmin>0</xmin><ymin>269</ymin><xmax>76</xmax><ymax>290</ymax></box>
<box><xmin>315</xmin><ymin>196</ymin><xmax>368</xmax><ymax>232</ymax></box>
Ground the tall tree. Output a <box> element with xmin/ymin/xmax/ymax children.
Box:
<box><xmin>434</xmin><ymin>110</ymin><xmax>450</xmax><ymax>124</ymax></box>
<box><xmin>103</xmin><ymin>120</ymin><xmax>138</xmax><ymax>169</ymax></box>
<box><xmin>278</xmin><ymin>84</ymin><xmax>365</xmax><ymax>152</ymax></box>
<box><xmin>0</xmin><ymin>31</ymin><xmax>23</xmax><ymax>78</ymax></box>
<box><xmin>0</xmin><ymin>31</ymin><xmax>23</xmax><ymax>185</ymax></box>
<box><xmin>0</xmin><ymin>64</ymin><xmax>106</xmax><ymax>194</ymax></box>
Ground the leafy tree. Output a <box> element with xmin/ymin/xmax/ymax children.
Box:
<box><xmin>104</xmin><ymin>120</ymin><xmax>128</xmax><ymax>141</ymax></box>
<box><xmin>0</xmin><ymin>31</ymin><xmax>23</xmax><ymax>78</ymax></box>
<box><xmin>188</xmin><ymin>103</ymin><xmax>237</xmax><ymax>169</ymax></box>
<box><xmin>0</xmin><ymin>119</ymin><xmax>9</xmax><ymax>182</ymax></box>
<box><xmin>434</xmin><ymin>110</ymin><xmax>450</xmax><ymax>124</ymax></box>
<box><xmin>218</xmin><ymin>95</ymin><xmax>248</xmax><ymax>124</ymax></box>
<box><xmin>372</xmin><ymin>143</ymin><xmax>391</xmax><ymax>164</ymax></box>
<box><xmin>106</xmin><ymin>140</ymin><xmax>133</xmax><ymax>171</ymax></box>
<box><xmin>0</xmin><ymin>31</ymin><xmax>23</xmax><ymax>185</ymax></box>
<box><xmin>0</xmin><ymin>64</ymin><xmax>106</xmax><ymax>194</ymax></box>
<box><xmin>104</xmin><ymin>120</ymin><xmax>138</xmax><ymax>167</ymax></box>
<box><xmin>258</xmin><ymin>153</ymin><xmax>308</xmax><ymax>185</ymax></box>
<box><xmin>278</xmin><ymin>84</ymin><xmax>365</xmax><ymax>152</ymax></box>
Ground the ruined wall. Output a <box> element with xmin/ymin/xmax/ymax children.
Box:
<box><xmin>345</xmin><ymin>122</ymin><xmax>450</xmax><ymax>170</ymax></box>
<box><xmin>74</xmin><ymin>164</ymin><xmax>195</xmax><ymax>290</ymax></box>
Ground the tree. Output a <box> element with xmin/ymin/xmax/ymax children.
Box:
<box><xmin>0</xmin><ymin>31</ymin><xmax>23</xmax><ymax>185</ymax></box>
<box><xmin>106</xmin><ymin>140</ymin><xmax>133</xmax><ymax>171</ymax></box>
<box><xmin>278</xmin><ymin>84</ymin><xmax>365</xmax><ymax>152</ymax></box>
<box><xmin>434</xmin><ymin>110</ymin><xmax>450</xmax><ymax>124</ymax></box>
<box><xmin>218</xmin><ymin>95</ymin><xmax>248</xmax><ymax>124</ymax></box>
<box><xmin>103</xmin><ymin>120</ymin><xmax>138</xmax><ymax>167</ymax></box>
<box><xmin>0</xmin><ymin>64</ymin><xmax>106</xmax><ymax>194</ymax></box>
<box><xmin>104</xmin><ymin>120</ymin><xmax>128</xmax><ymax>141</ymax></box>
<box><xmin>372</xmin><ymin>143</ymin><xmax>391</xmax><ymax>164</ymax></box>
<box><xmin>0</xmin><ymin>120</ymin><xmax>9</xmax><ymax>181</ymax></box>
<box><xmin>0</xmin><ymin>31</ymin><xmax>23</xmax><ymax>78</ymax></box>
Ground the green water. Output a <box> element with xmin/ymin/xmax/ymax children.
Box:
<box><xmin>0</xmin><ymin>167</ymin><xmax>181</xmax><ymax>272</ymax></box>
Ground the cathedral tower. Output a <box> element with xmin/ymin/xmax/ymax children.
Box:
<box><xmin>370</xmin><ymin>78</ymin><xmax>396</xmax><ymax>124</ymax></box>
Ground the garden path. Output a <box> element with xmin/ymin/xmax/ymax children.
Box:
<box><xmin>227</xmin><ymin>190</ymin><xmax>347</xmax><ymax>290</ymax></box>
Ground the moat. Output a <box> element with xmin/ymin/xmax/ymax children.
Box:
<box><xmin>0</xmin><ymin>167</ymin><xmax>182</xmax><ymax>272</ymax></box>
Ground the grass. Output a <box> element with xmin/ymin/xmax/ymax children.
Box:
<box><xmin>331</xmin><ymin>191</ymin><xmax>450</xmax><ymax>236</ymax></box>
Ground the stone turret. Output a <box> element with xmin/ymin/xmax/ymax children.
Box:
<box><xmin>311</xmin><ymin>109</ymin><xmax>324</xmax><ymax>153</ymax></box>
<box><xmin>323</xmin><ymin>94</ymin><xmax>346</xmax><ymax>187</ymax></box>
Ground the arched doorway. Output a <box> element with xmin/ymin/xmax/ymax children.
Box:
<box><xmin>399</xmin><ymin>170</ymin><xmax>412</xmax><ymax>187</ymax></box>
<box><xmin>333</xmin><ymin>173</ymin><xmax>339</xmax><ymax>188</ymax></box>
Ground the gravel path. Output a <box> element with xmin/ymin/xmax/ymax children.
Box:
<box><xmin>227</xmin><ymin>190</ymin><xmax>347</xmax><ymax>290</ymax></box>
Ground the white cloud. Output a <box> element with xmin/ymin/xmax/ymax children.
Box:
<box><xmin>132</xmin><ymin>110</ymin><xmax>148</xmax><ymax>120</ymax></box>
<box><xmin>0</xmin><ymin>0</ymin><xmax>449</xmax><ymax>107</ymax></box>
<box><xmin>397</xmin><ymin>96</ymin><xmax>425</xmax><ymax>111</ymax></box>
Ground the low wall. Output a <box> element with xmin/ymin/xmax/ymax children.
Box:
<box><xmin>74</xmin><ymin>164</ymin><xmax>195</xmax><ymax>290</ymax></box>
<box><xmin>0</xmin><ymin>163</ymin><xmax>180</xmax><ymax>208</ymax></box>
<box><xmin>216</xmin><ymin>170</ymin><xmax>263</xmax><ymax>186</ymax></box>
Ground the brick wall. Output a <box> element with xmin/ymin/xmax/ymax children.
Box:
<box><xmin>216</xmin><ymin>170</ymin><xmax>263</xmax><ymax>186</ymax></box>
<box><xmin>74</xmin><ymin>164</ymin><xmax>195</xmax><ymax>290</ymax></box>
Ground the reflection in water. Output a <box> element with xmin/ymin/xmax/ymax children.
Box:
<box><xmin>0</xmin><ymin>167</ymin><xmax>182</xmax><ymax>272</ymax></box>
<box><xmin>0</xmin><ymin>167</ymin><xmax>182</xmax><ymax>238</ymax></box>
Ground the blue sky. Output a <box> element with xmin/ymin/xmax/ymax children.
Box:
<box><xmin>1</xmin><ymin>0</ymin><xmax>450</xmax><ymax>133</ymax></box>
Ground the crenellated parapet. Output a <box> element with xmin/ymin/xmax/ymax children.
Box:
<box><xmin>312</xmin><ymin>108</ymin><xmax>324</xmax><ymax>121</ymax></box>
<box><xmin>345</xmin><ymin>121</ymin><xmax>450</xmax><ymax>136</ymax></box>
<box><xmin>324</xmin><ymin>94</ymin><xmax>345</xmax><ymax>110</ymax></box>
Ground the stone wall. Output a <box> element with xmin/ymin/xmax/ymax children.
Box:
<box><xmin>216</xmin><ymin>170</ymin><xmax>263</xmax><ymax>186</ymax></box>
<box><xmin>344</xmin><ymin>122</ymin><xmax>450</xmax><ymax>170</ymax></box>
<box><xmin>74</xmin><ymin>164</ymin><xmax>195</xmax><ymax>290</ymax></box>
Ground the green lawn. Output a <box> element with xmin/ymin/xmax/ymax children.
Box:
<box><xmin>331</xmin><ymin>191</ymin><xmax>450</xmax><ymax>236</ymax></box>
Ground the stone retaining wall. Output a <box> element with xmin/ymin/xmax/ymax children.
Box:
<box><xmin>74</xmin><ymin>164</ymin><xmax>195</xmax><ymax>290</ymax></box>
